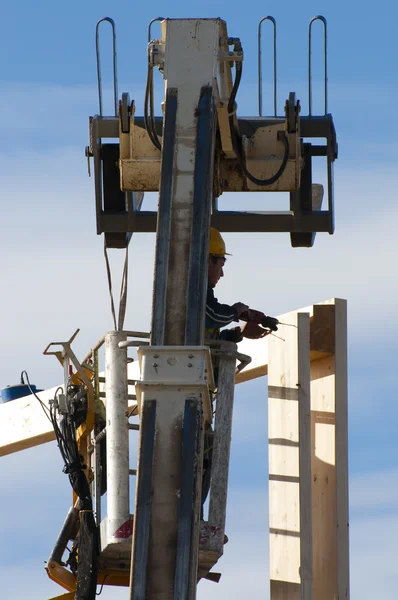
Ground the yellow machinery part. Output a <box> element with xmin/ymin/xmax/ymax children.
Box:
<box><xmin>46</xmin><ymin>559</ymin><xmax>131</xmax><ymax>594</ymax></box>
<box><xmin>48</xmin><ymin>592</ymin><xmax>75</xmax><ymax>600</ymax></box>
<box><xmin>46</xmin><ymin>562</ymin><xmax>76</xmax><ymax>592</ymax></box>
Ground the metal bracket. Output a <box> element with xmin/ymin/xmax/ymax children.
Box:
<box><xmin>87</xmin><ymin>16</ymin><xmax>338</xmax><ymax>247</ymax></box>
<box><xmin>43</xmin><ymin>329</ymin><xmax>95</xmax><ymax>430</ymax></box>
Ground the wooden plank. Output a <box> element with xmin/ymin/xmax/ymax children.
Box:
<box><xmin>268</xmin><ymin>311</ymin><xmax>312</xmax><ymax>600</ymax></box>
<box><xmin>310</xmin><ymin>299</ymin><xmax>349</xmax><ymax>600</ymax></box>
<box><xmin>310</xmin><ymin>355</ymin><xmax>337</xmax><ymax>598</ymax></box>
<box><xmin>0</xmin><ymin>362</ymin><xmax>140</xmax><ymax>457</ymax></box>
<box><xmin>312</xmin><ymin>300</ymin><xmax>349</xmax><ymax>599</ymax></box>
<box><xmin>235</xmin><ymin>335</ymin><xmax>268</xmax><ymax>383</ymax></box>
<box><xmin>0</xmin><ymin>387</ymin><xmax>58</xmax><ymax>456</ymax></box>
<box><xmin>235</xmin><ymin>299</ymin><xmax>340</xmax><ymax>384</ymax></box>
<box><xmin>335</xmin><ymin>299</ymin><xmax>350</xmax><ymax>600</ymax></box>
<box><xmin>235</xmin><ymin>362</ymin><xmax>268</xmax><ymax>383</ymax></box>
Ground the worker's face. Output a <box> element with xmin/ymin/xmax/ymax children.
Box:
<box><xmin>208</xmin><ymin>256</ymin><xmax>225</xmax><ymax>288</ymax></box>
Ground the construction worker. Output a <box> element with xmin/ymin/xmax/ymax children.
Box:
<box><xmin>206</xmin><ymin>227</ymin><xmax>279</xmax><ymax>342</ymax></box>
<box><xmin>201</xmin><ymin>228</ymin><xmax>278</xmax><ymax>517</ymax></box>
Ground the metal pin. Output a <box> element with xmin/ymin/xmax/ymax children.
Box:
<box><xmin>270</xmin><ymin>332</ymin><xmax>285</xmax><ymax>342</ymax></box>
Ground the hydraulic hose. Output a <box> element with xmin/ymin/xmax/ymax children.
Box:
<box><xmin>144</xmin><ymin>62</ymin><xmax>161</xmax><ymax>151</ymax></box>
<box><xmin>228</xmin><ymin>55</ymin><xmax>290</xmax><ymax>187</ymax></box>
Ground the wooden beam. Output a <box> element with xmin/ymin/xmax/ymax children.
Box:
<box><xmin>0</xmin><ymin>387</ymin><xmax>57</xmax><ymax>456</ymax></box>
<box><xmin>235</xmin><ymin>299</ymin><xmax>339</xmax><ymax>384</ymax></box>
<box><xmin>310</xmin><ymin>299</ymin><xmax>350</xmax><ymax>600</ymax></box>
<box><xmin>235</xmin><ymin>331</ymin><xmax>268</xmax><ymax>383</ymax></box>
<box><xmin>0</xmin><ymin>362</ymin><xmax>140</xmax><ymax>457</ymax></box>
<box><xmin>268</xmin><ymin>311</ymin><xmax>312</xmax><ymax>600</ymax></box>
<box><xmin>267</xmin><ymin>298</ymin><xmax>349</xmax><ymax>599</ymax></box>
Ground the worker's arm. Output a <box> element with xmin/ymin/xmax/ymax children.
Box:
<box><xmin>220</xmin><ymin>321</ymin><xmax>271</xmax><ymax>343</ymax></box>
<box><xmin>241</xmin><ymin>309</ymin><xmax>279</xmax><ymax>331</ymax></box>
<box><xmin>205</xmin><ymin>286</ymin><xmax>248</xmax><ymax>330</ymax></box>
<box><xmin>220</xmin><ymin>315</ymin><xmax>280</xmax><ymax>343</ymax></box>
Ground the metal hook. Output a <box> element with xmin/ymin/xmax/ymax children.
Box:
<box><xmin>308</xmin><ymin>15</ymin><xmax>328</xmax><ymax>116</ymax></box>
<box><xmin>148</xmin><ymin>16</ymin><xmax>164</xmax><ymax>44</ymax></box>
<box><xmin>258</xmin><ymin>16</ymin><xmax>277</xmax><ymax>117</ymax></box>
<box><xmin>96</xmin><ymin>17</ymin><xmax>118</xmax><ymax>117</ymax></box>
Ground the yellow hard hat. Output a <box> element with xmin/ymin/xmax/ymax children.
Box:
<box><xmin>209</xmin><ymin>227</ymin><xmax>231</xmax><ymax>257</ymax></box>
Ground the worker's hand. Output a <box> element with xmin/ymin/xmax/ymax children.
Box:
<box><xmin>262</xmin><ymin>315</ymin><xmax>279</xmax><ymax>331</ymax></box>
<box><xmin>241</xmin><ymin>321</ymin><xmax>269</xmax><ymax>339</ymax></box>
<box><xmin>244</xmin><ymin>308</ymin><xmax>267</xmax><ymax>324</ymax></box>
<box><xmin>232</xmin><ymin>302</ymin><xmax>250</xmax><ymax>319</ymax></box>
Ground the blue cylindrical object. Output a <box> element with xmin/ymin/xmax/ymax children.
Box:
<box><xmin>1</xmin><ymin>384</ymin><xmax>40</xmax><ymax>403</ymax></box>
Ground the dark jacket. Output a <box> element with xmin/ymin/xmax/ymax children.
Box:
<box><xmin>205</xmin><ymin>285</ymin><xmax>243</xmax><ymax>343</ymax></box>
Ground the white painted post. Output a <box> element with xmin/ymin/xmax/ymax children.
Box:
<box><xmin>104</xmin><ymin>330</ymin><xmax>130</xmax><ymax>543</ymax></box>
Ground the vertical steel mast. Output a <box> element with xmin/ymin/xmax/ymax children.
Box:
<box><xmin>130</xmin><ymin>19</ymin><xmax>220</xmax><ymax>600</ymax></box>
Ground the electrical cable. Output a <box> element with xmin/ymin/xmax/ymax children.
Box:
<box><xmin>20</xmin><ymin>370</ymin><xmax>52</xmax><ymax>424</ymax></box>
<box><xmin>49</xmin><ymin>384</ymin><xmax>98</xmax><ymax>600</ymax></box>
<box><xmin>96</xmin><ymin>575</ymin><xmax>109</xmax><ymax>596</ymax></box>
<box><xmin>149</xmin><ymin>63</ymin><xmax>161</xmax><ymax>150</ymax></box>
<box><xmin>104</xmin><ymin>243</ymin><xmax>129</xmax><ymax>332</ymax></box>
<box><xmin>227</xmin><ymin>45</ymin><xmax>290</xmax><ymax>187</ymax></box>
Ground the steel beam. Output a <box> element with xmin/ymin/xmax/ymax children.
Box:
<box><xmin>131</xmin><ymin>19</ymin><xmax>221</xmax><ymax>600</ymax></box>
<box><xmin>150</xmin><ymin>88</ymin><xmax>178</xmax><ymax>346</ymax></box>
<box><xmin>174</xmin><ymin>399</ymin><xmax>201</xmax><ymax>599</ymax></box>
<box><xmin>185</xmin><ymin>85</ymin><xmax>216</xmax><ymax>346</ymax></box>
<box><xmin>130</xmin><ymin>400</ymin><xmax>157</xmax><ymax>600</ymax></box>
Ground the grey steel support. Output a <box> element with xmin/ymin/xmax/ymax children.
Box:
<box><xmin>207</xmin><ymin>347</ymin><xmax>237</xmax><ymax>550</ymax></box>
<box><xmin>130</xmin><ymin>400</ymin><xmax>157</xmax><ymax>600</ymax></box>
<box><xmin>132</xmin><ymin>20</ymin><xmax>222</xmax><ymax>600</ymax></box>
<box><xmin>150</xmin><ymin>88</ymin><xmax>177</xmax><ymax>346</ymax></box>
<box><xmin>185</xmin><ymin>86</ymin><xmax>216</xmax><ymax>346</ymax></box>
<box><xmin>174</xmin><ymin>399</ymin><xmax>201</xmax><ymax>599</ymax></box>
<box><xmin>290</xmin><ymin>143</ymin><xmax>315</xmax><ymax>248</ymax></box>
<box><xmin>327</xmin><ymin>138</ymin><xmax>335</xmax><ymax>234</ymax></box>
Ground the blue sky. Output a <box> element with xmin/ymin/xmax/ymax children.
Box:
<box><xmin>0</xmin><ymin>0</ymin><xmax>397</xmax><ymax>598</ymax></box>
